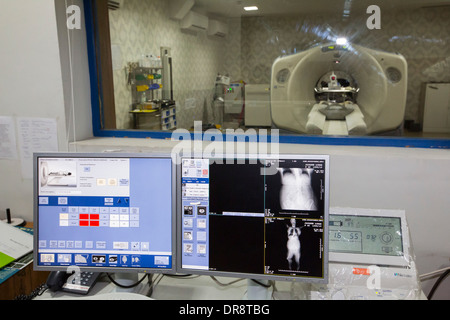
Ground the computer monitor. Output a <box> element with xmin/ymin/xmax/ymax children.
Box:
<box><xmin>178</xmin><ymin>154</ymin><xmax>329</xmax><ymax>283</ymax></box>
<box><xmin>33</xmin><ymin>153</ymin><xmax>176</xmax><ymax>274</ymax></box>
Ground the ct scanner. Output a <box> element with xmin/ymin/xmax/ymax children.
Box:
<box><xmin>270</xmin><ymin>43</ymin><xmax>407</xmax><ymax>135</ymax></box>
<box><xmin>39</xmin><ymin>161</ymin><xmax>76</xmax><ymax>187</ymax></box>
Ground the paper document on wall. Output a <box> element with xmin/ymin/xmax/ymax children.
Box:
<box><xmin>0</xmin><ymin>221</ymin><xmax>33</xmax><ymax>269</ymax></box>
<box><xmin>0</xmin><ymin>116</ymin><xmax>18</xmax><ymax>160</ymax></box>
<box><xmin>17</xmin><ymin>117</ymin><xmax>58</xmax><ymax>179</ymax></box>
<box><xmin>185</xmin><ymin>98</ymin><xmax>196</xmax><ymax>110</ymax></box>
<box><xmin>111</xmin><ymin>44</ymin><xmax>123</xmax><ymax>71</ymax></box>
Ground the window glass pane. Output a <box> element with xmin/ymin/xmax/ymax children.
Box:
<box><xmin>90</xmin><ymin>0</ymin><xmax>450</xmax><ymax>144</ymax></box>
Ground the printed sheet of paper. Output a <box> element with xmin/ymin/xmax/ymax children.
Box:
<box><xmin>17</xmin><ymin>117</ymin><xmax>59</xmax><ymax>179</ymax></box>
<box><xmin>0</xmin><ymin>221</ymin><xmax>33</xmax><ymax>269</ymax></box>
<box><xmin>111</xmin><ymin>44</ymin><xmax>123</xmax><ymax>71</ymax></box>
<box><xmin>0</xmin><ymin>116</ymin><xmax>18</xmax><ymax>160</ymax></box>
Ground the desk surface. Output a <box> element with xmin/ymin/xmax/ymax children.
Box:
<box><xmin>35</xmin><ymin>274</ymin><xmax>294</xmax><ymax>300</ymax></box>
<box><xmin>151</xmin><ymin>275</ymin><xmax>293</xmax><ymax>300</ymax></box>
<box><xmin>35</xmin><ymin>272</ymin><xmax>427</xmax><ymax>300</ymax></box>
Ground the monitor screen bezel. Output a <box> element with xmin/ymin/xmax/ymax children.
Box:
<box><xmin>176</xmin><ymin>153</ymin><xmax>330</xmax><ymax>283</ymax></box>
<box><xmin>33</xmin><ymin>152</ymin><xmax>177</xmax><ymax>274</ymax></box>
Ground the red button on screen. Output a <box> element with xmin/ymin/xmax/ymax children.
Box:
<box><xmin>90</xmin><ymin>220</ymin><xmax>100</xmax><ymax>227</ymax></box>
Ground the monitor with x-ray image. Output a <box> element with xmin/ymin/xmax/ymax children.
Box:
<box><xmin>178</xmin><ymin>154</ymin><xmax>329</xmax><ymax>283</ymax></box>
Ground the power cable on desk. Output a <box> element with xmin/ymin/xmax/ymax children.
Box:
<box><xmin>427</xmin><ymin>269</ymin><xmax>450</xmax><ymax>300</ymax></box>
<box><xmin>106</xmin><ymin>273</ymin><xmax>150</xmax><ymax>289</ymax></box>
<box><xmin>165</xmin><ymin>273</ymin><xmax>198</xmax><ymax>278</ymax></box>
<box><xmin>209</xmin><ymin>276</ymin><xmax>246</xmax><ymax>287</ymax></box>
<box><xmin>149</xmin><ymin>274</ymin><xmax>165</xmax><ymax>296</ymax></box>
<box><xmin>251</xmin><ymin>279</ymin><xmax>273</xmax><ymax>288</ymax></box>
<box><xmin>420</xmin><ymin>266</ymin><xmax>450</xmax><ymax>280</ymax></box>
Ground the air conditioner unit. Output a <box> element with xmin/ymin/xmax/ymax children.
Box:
<box><xmin>169</xmin><ymin>0</ymin><xmax>195</xmax><ymax>20</ymax></box>
<box><xmin>180</xmin><ymin>11</ymin><xmax>209</xmax><ymax>32</ymax></box>
<box><xmin>207</xmin><ymin>20</ymin><xmax>228</xmax><ymax>37</ymax></box>
<box><xmin>108</xmin><ymin>0</ymin><xmax>122</xmax><ymax>10</ymax></box>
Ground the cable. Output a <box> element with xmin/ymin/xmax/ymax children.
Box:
<box><xmin>420</xmin><ymin>266</ymin><xmax>450</xmax><ymax>281</ymax></box>
<box><xmin>165</xmin><ymin>273</ymin><xmax>196</xmax><ymax>278</ymax></box>
<box><xmin>149</xmin><ymin>274</ymin><xmax>165</xmax><ymax>295</ymax></box>
<box><xmin>427</xmin><ymin>269</ymin><xmax>450</xmax><ymax>300</ymax></box>
<box><xmin>209</xmin><ymin>276</ymin><xmax>245</xmax><ymax>287</ymax></box>
<box><xmin>106</xmin><ymin>273</ymin><xmax>150</xmax><ymax>289</ymax></box>
<box><xmin>251</xmin><ymin>279</ymin><xmax>273</xmax><ymax>288</ymax></box>
<box><xmin>14</xmin><ymin>283</ymin><xmax>49</xmax><ymax>300</ymax></box>
<box><xmin>271</xmin><ymin>281</ymin><xmax>279</xmax><ymax>300</ymax></box>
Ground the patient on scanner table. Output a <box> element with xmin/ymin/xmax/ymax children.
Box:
<box><xmin>278</xmin><ymin>168</ymin><xmax>317</xmax><ymax>211</ymax></box>
<box><xmin>271</xmin><ymin>44</ymin><xmax>407</xmax><ymax>136</ymax></box>
<box><xmin>315</xmin><ymin>71</ymin><xmax>359</xmax><ymax>121</ymax></box>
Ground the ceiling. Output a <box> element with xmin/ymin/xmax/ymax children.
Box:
<box><xmin>193</xmin><ymin>0</ymin><xmax>450</xmax><ymax>18</ymax></box>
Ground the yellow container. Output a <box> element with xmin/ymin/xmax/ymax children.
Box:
<box><xmin>136</xmin><ymin>85</ymin><xmax>149</xmax><ymax>92</ymax></box>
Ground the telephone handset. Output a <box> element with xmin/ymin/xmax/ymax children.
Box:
<box><xmin>46</xmin><ymin>271</ymin><xmax>68</xmax><ymax>291</ymax></box>
<box><xmin>46</xmin><ymin>269</ymin><xmax>100</xmax><ymax>295</ymax></box>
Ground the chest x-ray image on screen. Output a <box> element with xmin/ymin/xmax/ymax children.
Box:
<box><xmin>277</xmin><ymin>168</ymin><xmax>317</xmax><ymax>211</ymax></box>
<box><xmin>178</xmin><ymin>155</ymin><xmax>329</xmax><ymax>283</ymax></box>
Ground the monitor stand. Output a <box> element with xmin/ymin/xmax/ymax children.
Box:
<box><xmin>109</xmin><ymin>273</ymin><xmax>143</xmax><ymax>292</ymax></box>
<box><xmin>246</xmin><ymin>279</ymin><xmax>273</xmax><ymax>300</ymax></box>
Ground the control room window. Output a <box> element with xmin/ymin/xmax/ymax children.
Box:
<box><xmin>85</xmin><ymin>0</ymin><xmax>450</xmax><ymax>146</ymax></box>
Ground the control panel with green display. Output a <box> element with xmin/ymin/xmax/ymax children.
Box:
<box><xmin>329</xmin><ymin>215</ymin><xmax>403</xmax><ymax>256</ymax></box>
<box><xmin>328</xmin><ymin>208</ymin><xmax>410</xmax><ymax>267</ymax></box>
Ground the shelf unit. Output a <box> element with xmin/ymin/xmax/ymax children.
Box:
<box><xmin>128</xmin><ymin>65</ymin><xmax>176</xmax><ymax>130</ymax></box>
